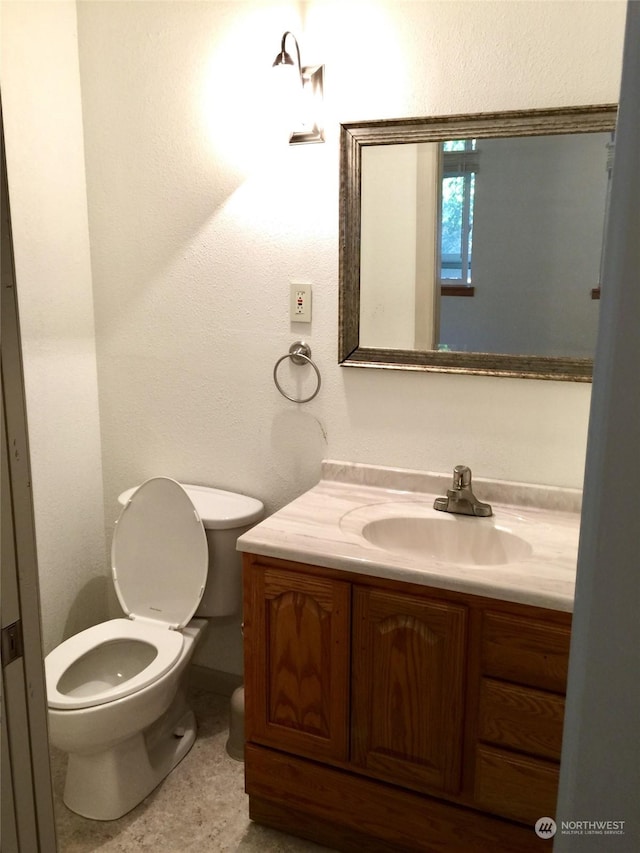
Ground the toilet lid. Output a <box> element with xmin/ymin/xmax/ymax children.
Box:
<box><xmin>112</xmin><ymin>477</ymin><xmax>209</xmax><ymax>629</ymax></box>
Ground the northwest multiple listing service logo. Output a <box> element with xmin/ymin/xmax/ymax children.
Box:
<box><xmin>535</xmin><ymin>818</ymin><xmax>557</xmax><ymax>839</ymax></box>
<box><xmin>535</xmin><ymin>817</ymin><xmax>626</xmax><ymax>840</ymax></box>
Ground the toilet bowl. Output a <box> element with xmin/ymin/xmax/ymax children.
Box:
<box><xmin>44</xmin><ymin>476</ymin><xmax>263</xmax><ymax>820</ymax></box>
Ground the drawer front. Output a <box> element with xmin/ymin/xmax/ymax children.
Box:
<box><xmin>478</xmin><ymin>678</ymin><xmax>565</xmax><ymax>761</ymax></box>
<box><xmin>482</xmin><ymin>611</ymin><xmax>570</xmax><ymax>693</ymax></box>
<box><xmin>474</xmin><ymin>744</ymin><xmax>560</xmax><ymax>825</ymax></box>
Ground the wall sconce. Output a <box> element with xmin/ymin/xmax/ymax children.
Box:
<box><xmin>272</xmin><ymin>31</ymin><xmax>324</xmax><ymax>145</ymax></box>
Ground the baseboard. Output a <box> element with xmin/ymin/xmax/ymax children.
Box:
<box><xmin>188</xmin><ymin>664</ymin><xmax>243</xmax><ymax>697</ymax></box>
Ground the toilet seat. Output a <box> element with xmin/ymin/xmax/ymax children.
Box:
<box><xmin>46</xmin><ymin>478</ymin><xmax>210</xmax><ymax>711</ymax></box>
<box><xmin>46</xmin><ymin>618</ymin><xmax>183</xmax><ymax>710</ymax></box>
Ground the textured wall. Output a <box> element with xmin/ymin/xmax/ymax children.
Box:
<box><xmin>1</xmin><ymin>0</ymin><xmax>108</xmax><ymax>653</ymax></box>
<box><xmin>76</xmin><ymin>1</ymin><xmax>625</xmax><ymax>521</ymax></box>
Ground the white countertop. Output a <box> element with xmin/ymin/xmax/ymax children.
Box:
<box><xmin>237</xmin><ymin>461</ymin><xmax>581</xmax><ymax>612</ymax></box>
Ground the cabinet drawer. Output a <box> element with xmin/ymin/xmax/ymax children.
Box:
<box><xmin>482</xmin><ymin>611</ymin><xmax>570</xmax><ymax>693</ymax></box>
<box><xmin>478</xmin><ymin>678</ymin><xmax>565</xmax><ymax>761</ymax></box>
<box><xmin>474</xmin><ymin>744</ymin><xmax>560</xmax><ymax>825</ymax></box>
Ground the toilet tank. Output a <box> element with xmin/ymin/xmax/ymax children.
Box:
<box><xmin>117</xmin><ymin>482</ymin><xmax>264</xmax><ymax>618</ymax></box>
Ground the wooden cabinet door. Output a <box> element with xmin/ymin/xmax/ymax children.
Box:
<box><xmin>351</xmin><ymin>586</ymin><xmax>467</xmax><ymax>794</ymax></box>
<box><xmin>245</xmin><ymin>564</ymin><xmax>350</xmax><ymax>762</ymax></box>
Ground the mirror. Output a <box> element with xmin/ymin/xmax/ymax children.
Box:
<box><xmin>339</xmin><ymin>105</ymin><xmax>617</xmax><ymax>380</ymax></box>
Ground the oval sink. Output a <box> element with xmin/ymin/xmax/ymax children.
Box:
<box><xmin>361</xmin><ymin>516</ymin><xmax>533</xmax><ymax>566</ymax></box>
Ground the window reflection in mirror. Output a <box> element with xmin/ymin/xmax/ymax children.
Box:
<box><xmin>440</xmin><ymin>139</ymin><xmax>477</xmax><ymax>287</ymax></box>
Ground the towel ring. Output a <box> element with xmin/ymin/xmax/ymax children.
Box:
<box><xmin>273</xmin><ymin>341</ymin><xmax>321</xmax><ymax>403</ymax></box>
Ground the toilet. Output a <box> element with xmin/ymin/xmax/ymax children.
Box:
<box><xmin>44</xmin><ymin>476</ymin><xmax>263</xmax><ymax>821</ymax></box>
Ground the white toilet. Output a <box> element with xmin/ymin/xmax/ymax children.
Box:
<box><xmin>44</xmin><ymin>476</ymin><xmax>263</xmax><ymax>821</ymax></box>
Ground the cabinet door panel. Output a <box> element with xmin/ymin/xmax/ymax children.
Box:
<box><xmin>351</xmin><ymin>587</ymin><xmax>467</xmax><ymax>794</ymax></box>
<box><xmin>246</xmin><ymin>566</ymin><xmax>350</xmax><ymax>762</ymax></box>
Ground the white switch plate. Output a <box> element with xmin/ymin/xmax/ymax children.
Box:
<box><xmin>290</xmin><ymin>282</ymin><xmax>312</xmax><ymax>323</ymax></box>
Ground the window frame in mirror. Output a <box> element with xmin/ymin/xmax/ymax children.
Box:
<box><xmin>339</xmin><ymin>105</ymin><xmax>617</xmax><ymax>381</ymax></box>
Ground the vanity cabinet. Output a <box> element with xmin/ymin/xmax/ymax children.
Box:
<box><xmin>243</xmin><ymin>553</ymin><xmax>572</xmax><ymax>853</ymax></box>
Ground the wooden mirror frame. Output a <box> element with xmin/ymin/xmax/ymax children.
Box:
<box><xmin>338</xmin><ymin>104</ymin><xmax>617</xmax><ymax>381</ymax></box>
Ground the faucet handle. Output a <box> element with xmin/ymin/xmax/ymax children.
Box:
<box><xmin>453</xmin><ymin>465</ymin><xmax>471</xmax><ymax>489</ymax></box>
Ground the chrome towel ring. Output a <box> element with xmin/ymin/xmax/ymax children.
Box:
<box><xmin>273</xmin><ymin>341</ymin><xmax>321</xmax><ymax>403</ymax></box>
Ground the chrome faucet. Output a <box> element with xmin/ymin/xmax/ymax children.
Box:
<box><xmin>433</xmin><ymin>465</ymin><xmax>493</xmax><ymax>517</ymax></box>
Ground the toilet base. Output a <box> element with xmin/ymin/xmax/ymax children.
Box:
<box><xmin>225</xmin><ymin>685</ymin><xmax>245</xmax><ymax>762</ymax></box>
<box><xmin>63</xmin><ymin>704</ymin><xmax>197</xmax><ymax>820</ymax></box>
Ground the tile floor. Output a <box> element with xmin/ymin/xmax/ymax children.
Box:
<box><xmin>51</xmin><ymin>686</ymin><xmax>335</xmax><ymax>852</ymax></box>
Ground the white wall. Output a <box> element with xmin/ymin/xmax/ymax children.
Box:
<box><xmin>1</xmin><ymin>0</ymin><xmax>107</xmax><ymax>654</ymax></box>
<box><xmin>77</xmin><ymin>0</ymin><xmax>626</xmax><ymax>505</ymax></box>
<box><xmin>360</xmin><ymin>141</ymin><xmax>438</xmax><ymax>350</ymax></box>
<box><xmin>2</xmin><ymin>0</ymin><xmax>627</xmax><ymax>674</ymax></box>
<box><xmin>360</xmin><ymin>144</ymin><xmax>420</xmax><ymax>349</ymax></box>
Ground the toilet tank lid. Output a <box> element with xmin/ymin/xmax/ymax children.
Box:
<box><xmin>118</xmin><ymin>482</ymin><xmax>264</xmax><ymax>530</ymax></box>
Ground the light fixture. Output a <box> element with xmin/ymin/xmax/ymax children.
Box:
<box><xmin>272</xmin><ymin>31</ymin><xmax>324</xmax><ymax>145</ymax></box>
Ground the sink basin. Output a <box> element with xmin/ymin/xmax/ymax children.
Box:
<box><xmin>361</xmin><ymin>515</ymin><xmax>533</xmax><ymax>566</ymax></box>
